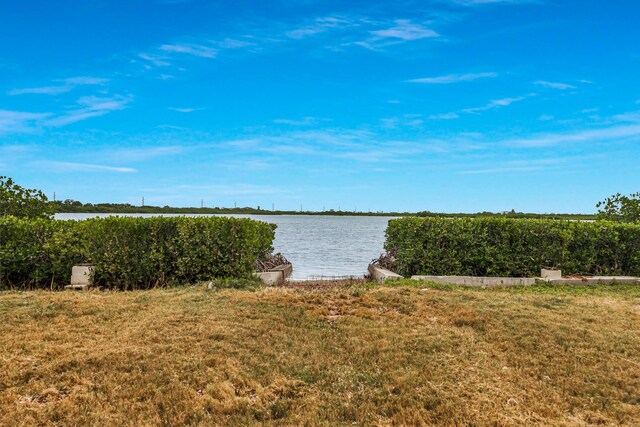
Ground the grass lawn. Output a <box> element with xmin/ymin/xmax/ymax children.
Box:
<box><xmin>1</xmin><ymin>281</ymin><xmax>639</xmax><ymax>426</ymax></box>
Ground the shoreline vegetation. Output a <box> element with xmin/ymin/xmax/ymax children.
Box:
<box><xmin>53</xmin><ymin>200</ymin><xmax>598</xmax><ymax>220</ymax></box>
<box><xmin>0</xmin><ymin>216</ymin><xmax>276</xmax><ymax>290</ymax></box>
<box><xmin>384</xmin><ymin>216</ymin><xmax>640</xmax><ymax>278</ymax></box>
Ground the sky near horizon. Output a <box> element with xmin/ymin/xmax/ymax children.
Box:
<box><xmin>0</xmin><ymin>0</ymin><xmax>639</xmax><ymax>213</ymax></box>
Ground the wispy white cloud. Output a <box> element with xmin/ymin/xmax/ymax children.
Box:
<box><xmin>507</xmin><ymin>124</ymin><xmax>640</xmax><ymax>147</ymax></box>
<box><xmin>370</xmin><ymin>20</ymin><xmax>439</xmax><ymax>41</ymax></box>
<box><xmin>461</xmin><ymin>166</ymin><xmax>544</xmax><ymax>174</ymax></box>
<box><xmin>138</xmin><ymin>15</ymin><xmax>438</xmax><ymax>73</ymax></box>
<box><xmin>1</xmin><ymin>94</ymin><xmax>131</xmax><ymax>133</ymax></box>
<box><xmin>139</xmin><ymin>53</ymin><xmax>171</xmax><ymax>67</ymax></box>
<box><xmin>218</xmin><ymin>159</ymin><xmax>271</xmax><ymax>171</ymax></box>
<box><xmin>273</xmin><ymin>117</ymin><xmax>331</xmax><ymax>126</ymax></box>
<box><xmin>429</xmin><ymin>112</ymin><xmax>460</xmax><ymax>120</ymax></box>
<box><xmin>8</xmin><ymin>85</ymin><xmax>73</xmax><ymax>96</ymax></box>
<box><xmin>8</xmin><ymin>76</ymin><xmax>109</xmax><ymax>96</ymax></box>
<box><xmin>452</xmin><ymin>0</ymin><xmax>538</xmax><ymax>5</ymax></box>
<box><xmin>139</xmin><ymin>36</ymin><xmax>251</xmax><ymax>71</ymax></box>
<box><xmin>32</xmin><ymin>161</ymin><xmax>136</xmax><ymax>173</ymax></box>
<box><xmin>159</xmin><ymin>43</ymin><xmax>217</xmax><ymax>58</ymax></box>
<box><xmin>381</xmin><ymin>114</ymin><xmax>425</xmax><ymax>128</ymax></box>
<box><xmin>106</xmin><ymin>146</ymin><xmax>185</xmax><ymax>162</ymax></box>
<box><xmin>217</xmin><ymin>38</ymin><xmax>255</xmax><ymax>49</ymax></box>
<box><xmin>535</xmin><ymin>80</ymin><xmax>576</xmax><ymax>90</ymax></box>
<box><xmin>221</xmin><ymin>127</ymin><xmax>478</xmax><ymax>164</ymax></box>
<box><xmin>356</xmin><ymin>19</ymin><xmax>439</xmax><ymax>50</ymax></box>
<box><xmin>61</xmin><ymin>77</ymin><xmax>109</xmax><ymax>86</ymax></box>
<box><xmin>460</xmin><ymin>158</ymin><xmax>571</xmax><ymax>175</ymax></box>
<box><xmin>408</xmin><ymin>72</ymin><xmax>497</xmax><ymax>84</ymax></box>
<box><xmin>286</xmin><ymin>16</ymin><xmax>354</xmax><ymax>39</ymax></box>
<box><xmin>611</xmin><ymin>110</ymin><xmax>640</xmax><ymax>123</ymax></box>
<box><xmin>462</xmin><ymin>95</ymin><xmax>530</xmax><ymax>113</ymax></box>
<box><xmin>169</xmin><ymin>107</ymin><xmax>204</xmax><ymax>113</ymax></box>
<box><xmin>44</xmin><ymin>95</ymin><xmax>132</xmax><ymax>127</ymax></box>
<box><xmin>224</xmin><ymin>137</ymin><xmax>316</xmax><ymax>155</ymax></box>
<box><xmin>0</xmin><ymin>110</ymin><xmax>51</xmax><ymax>133</ymax></box>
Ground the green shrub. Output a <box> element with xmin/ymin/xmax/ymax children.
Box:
<box><xmin>0</xmin><ymin>216</ymin><xmax>276</xmax><ymax>290</ymax></box>
<box><xmin>597</xmin><ymin>192</ymin><xmax>640</xmax><ymax>223</ymax></box>
<box><xmin>385</xmin><ymin>217</ymin><xmax>640</xmax><ymax>278</ymax></box>
<box><xmin>0</xmin><ymin>176</ymin><xmax>54</xmax><ymax>219</ymax></box>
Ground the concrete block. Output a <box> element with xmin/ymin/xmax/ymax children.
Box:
<box><xmin>255</xmin><ymin>271</ymin><xmax>284</xmax><ymax>286</ymax></box>
<box><xmin>271</xmin><ymin>264</ymin><xmax>293</xmax><ymax>279</ymax></box>
<box><xmin>541</xmin><ymin>269</ymin><xmax>562</xmax><ymax>280</ymax></box>
<box><xmin>71</xmin><ymin>264</ymin><xmax>94</xmax><ymax>287</ymax></box>
<box><xmin>411</xmin><ymin>275</ymin><xmax>536</xmax><ymax>287</ymax></box>
<box><xmin>368</xmin><ymin>264</ymin><xmax>403</xmax><ymax>283</ymax></box>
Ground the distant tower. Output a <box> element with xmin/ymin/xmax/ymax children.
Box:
<box><xmin>142</xmin><ymin>197</ymin><xmax>145</xmax><ymax>207</ymax></box>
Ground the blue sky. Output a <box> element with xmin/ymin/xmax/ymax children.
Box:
<box><xmin>1</xmin><ymin>0</ymin><xmax>638</xmax><ymax>213</ymax></box>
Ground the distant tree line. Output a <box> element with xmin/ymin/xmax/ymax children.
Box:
<box><xmin>415</xmin><ymin>210</ymin><xmax>598</xmax><ymax>221</ymax></box>
<box><xmin>52</xmin><ymin>199</ymin><xmax>411</xmax><ymax>216</ymax></box>
<box><xmin>4</xmin><ymin>176</ymin><xmax>640</xmax><ymax>221</ymax></box>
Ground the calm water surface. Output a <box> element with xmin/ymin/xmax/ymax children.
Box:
<box><xmin>55</xmin><ymin>214</ymin><xmax>397</xmax><ymax>280</ymax></box>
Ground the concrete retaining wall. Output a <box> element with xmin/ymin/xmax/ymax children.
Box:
<box><xmin>411</xmin><ymin>275</ymin><xmax>536</xmax><ymax>287</ymax></box>
<box><xmin>255</xmin><ymin>263</ymin><xmax>293</xmax><ymax>285</ymax></box>
<box><xmin>368</xmin><ymin>265</ymin><xmax>403</xmax><ymax>283</ymax></box>
<box><xmin>546</xmin><ymin>276</ymin><xmax>639</xmax><ymax>285</ymax></box>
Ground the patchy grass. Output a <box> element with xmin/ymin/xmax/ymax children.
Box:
<box><xmin>1</xmin><ymin>282</ymin><xmax>639</xmax><ymax>426</ymax></box>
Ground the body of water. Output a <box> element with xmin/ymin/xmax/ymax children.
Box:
<box><xmin>55</xmin><ymin>213</ymin><xmax>397</xmax><ymax>280</ymax></box>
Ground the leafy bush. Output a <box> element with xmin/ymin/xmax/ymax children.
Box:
<box><xmin>0</xmin><ymin>216</ymin><xmax>276</xmax><ymax>290</ymax></box>
<box><xmin>597</xmin><ymin>192</ymin><xmax>640</xmax><ymax>223</ymax></box>
<box><xmin>0</xmin><ymin>176</ymin><xmax>54</xmax><ymax>219</ymax></box>
<box><xmin>385</xmin><ymin>217</ymin><xmax>640</xmax><ymax>278</ymax></box>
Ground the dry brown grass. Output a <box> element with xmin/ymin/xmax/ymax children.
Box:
<box><xmin>1</xmin><ymin>282</ymin><xmax>639</xmax><ymax>426</ymax></box>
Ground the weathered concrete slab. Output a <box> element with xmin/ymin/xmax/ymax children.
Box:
<box><xmin>411</xmin><ymin>275</ymin><xmax>536</xmax><ymax>287</ymax></box>
<box><xmin>547</xmin><ymin>276</ymin><xmax>640</xmax><ymax>285</ymax></box>
<box><xmin>254</xmin><ymin>264</ymin><xmax>293</xmax><ymax>285</ymax></box>
<box><xmin>368</xmin><ymin>265</ymin><xmax>403</xmax><ymax>283</ymax></box>
<box><xmin>71</xmin><ymin>264</ymin><xmax>95</xmax><ymax>287</ymax></box>
<box><xmin>271</xmin><ymin>264</ymin><xmax>293</xmax><ymax>279</ymax></box>
<box><xmin>541</xmin><ymin>269</ymin><xmax>562</xmax><ymax>280</ymax></box>
<box><xmin>254</xmin><ymin>271</ymin><xmax>284</xmax><ymax>286</ymax></box>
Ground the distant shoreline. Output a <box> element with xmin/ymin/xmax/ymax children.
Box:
<box><xmin>54</xmin><ymin>204</ymin><xmax>597</xmax><ymax>220</ymax></box>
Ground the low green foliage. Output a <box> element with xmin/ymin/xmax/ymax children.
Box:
<box><xmin>0</xmin><ymin>216</ymin><xmax>275</xmax><ymax>290</ymax></box>
<box><xmin>597</xmin><ymin>192</ymin><xmax>640</xmax><ymax>223</ymax></box>
<box><xmin>0</xmin><ymin>176</ymin><xmax>54</xmax><ymax>219</ymax></box>
<box><xmin>385</xmin><ymin>217</ymin><xmax>640</xmax><ymax>277</ymax></box>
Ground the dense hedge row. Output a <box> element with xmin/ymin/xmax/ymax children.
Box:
<box><xmin>385</xmin><ymin>217</ymin><xmax>640</xmax><ymax>278</ymax></box>
<box><xmin>0</xmin><ymin>216</ymin><xmax>276</xmax><ymax>290</ymax></box>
